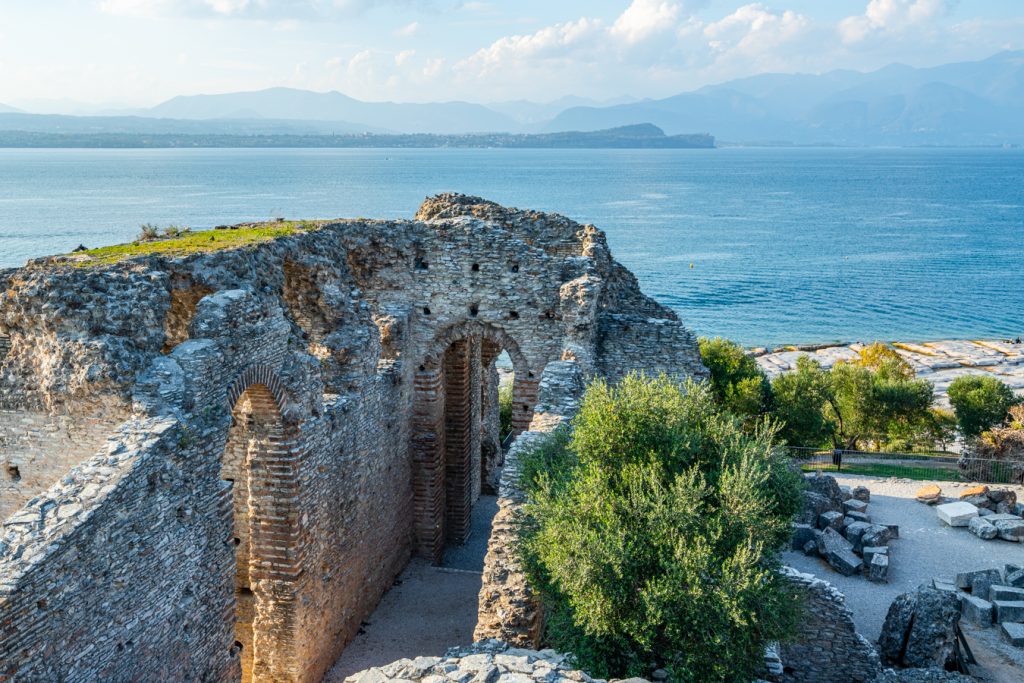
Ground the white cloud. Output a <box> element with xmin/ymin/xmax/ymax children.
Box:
<box><xmin>395</xmin><ymin>21</ymin><xmax>419</xmax><ymax>37</ymax></box>
<box><xmin>839</xmin><ymin>0</ymin><xmax>952</xmax><ymax>45</ymax></box>
<box><xmin>610</xmin><ymin>0</ymin><xmax>681</xmax><ymax>45</ymax></box>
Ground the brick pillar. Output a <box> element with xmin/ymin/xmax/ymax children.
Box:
<box><xmin>469</xmin><ymin>337</ymin><xmax>483</xmax><ymax>504</ymax></box>
<box><xmin>444</xmin><ymin>339</ymin><xmax>474</xmax><ymax>546</ymax></box>
<box><xmin>411</xmin><ymin>365</ymin><xmax>446</xmax><ymax>562</ymax></box>
<box><xmin>511</xmin><ymin>374</ymin><xmax>540</xmax><ymax>436</ymax></box>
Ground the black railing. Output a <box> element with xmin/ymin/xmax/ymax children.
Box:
<box><xmin>789</xmin><ymin>446</ymin><xmax>1024</xmax><ymax>485</ymax></box>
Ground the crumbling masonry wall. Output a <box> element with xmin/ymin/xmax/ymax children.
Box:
<box><xmin>0</xmin><ymin>194</ymin><xmax>705</xmax><ymax>682</ymax></box>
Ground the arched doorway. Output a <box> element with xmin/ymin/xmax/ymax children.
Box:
<box><xmin>410</xmin><ymin>324</ymin><xmax>539</xmax><ymax>563</ymax></box>
<box><xmin>221</xmin><ymin>370</ymin><xmax>302</xmax><ymax>682</ymax></box>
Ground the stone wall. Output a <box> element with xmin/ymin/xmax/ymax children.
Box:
<box><xmin>777</xmin><ymin>566</ymin><xmax>882</xmax><ymax>683</ymax></box>
<box><xmin>0</xmin><ymin>194</ymin><xmax>705</xmax><ymax>681</ymax></box>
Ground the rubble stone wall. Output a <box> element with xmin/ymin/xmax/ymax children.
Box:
<box><xmin>0</xmin><ymin>194</ymin><xmax>705</xmax><ymax>682</ymax></box>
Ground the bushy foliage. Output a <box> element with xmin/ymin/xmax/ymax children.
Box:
<box><xmin>698</xmin><ymin>337</ymin><xmax>772</xmax><ymax>425</ymax></box>
<box><xmin>498</xmin><ymin>377</ymin><xmax>514</xmax><ymax>441</ymax></box>
<box><xmin>770</xmin><ymin>356</ymin><xmax>834</xmax><ymax>447</ymax></box>
<box><xmin>948</xmin><ymin>375</ymin><xmax>1018</xmax><ymax>438</ymax></box>
<box><xmin>518</xmin><ymin>374</ymin><xmax>803</xmax><ymax>682</ymax></box>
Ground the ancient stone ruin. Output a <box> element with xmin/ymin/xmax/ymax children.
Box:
<box><xmin>0</xmin><ymin>194</ymin><xmax>706</xmax><ymax>682</ymax></box>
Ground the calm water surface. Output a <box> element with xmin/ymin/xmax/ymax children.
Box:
<box><xmin>0</xmin><ymin>147</ymin><xmax>1021</xmax><ymax>347</ymax></box>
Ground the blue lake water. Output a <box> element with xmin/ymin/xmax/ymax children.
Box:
<box><xmin>0</xmin><ymin>147</ymin><xmax>1021</xmax><ymax>347</ymax></box>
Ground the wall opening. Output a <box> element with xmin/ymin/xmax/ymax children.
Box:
<box><xmin>221</xmin><ymin>380</ymin><xmax>300</xmax><ymax>683</ymax></box>
<box><xmin>411</xmin><ymin>326</ymin><xmax>539</xmax><ymax>562</ymax></box>
<box><xmin>0</xmin><ymin>333</ymin><xmax>10</xmax><ymax>366</ymax></box>
<box><xmin>162</xmin><ymin>281</ymin><xmax>213</xmax><ymax>354</ymax></box>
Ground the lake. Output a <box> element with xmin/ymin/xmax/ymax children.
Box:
<box><xmin>0</xmin><ymin>147</ymin><xmax>1021</xmax><ymax>347</ymax></box>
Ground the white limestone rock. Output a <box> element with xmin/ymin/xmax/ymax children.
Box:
<box><xmin>936</xmin><ymin>501</ymin><xmax>978</xmax><ymax>527</ymax></box>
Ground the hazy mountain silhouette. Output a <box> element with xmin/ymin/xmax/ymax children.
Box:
<box><xmin>546</xmin><ymin>51</ymin><xmax>1024</xmax><ymax>145</ymax></box>
<box><xmin>145</xmin><ymin>87</ymin><xmax>517</xmax><ymax>134</ymax></box>
<box><xmin>0</xmin><ymin>103</ymin><xmax>22</xmax><ymax>114</ymax></box>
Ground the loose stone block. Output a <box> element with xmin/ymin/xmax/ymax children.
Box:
<box><xmin>1007</xmin><ymin>569</ymin><xmax>1024</xmax><ymax>588</ymax></box>
<box><xmin>957</xmin><ymin>569</ymin><xmax>1001</xmax><ymax>592</ymax></box>
<box><xmin>843</xmin><ymin>499</ymin><xmax>868</xmax><ymax>514</ymax></box>
<box><xmin>961</xmin><ymin>595</ymin><xmax>993</xmax><ymax>627</ymax></box>
<box><xmin>862</xmin><ymin>545</ymin><xmax>888</xmax><ymax>567</ymax></box>
<box><xmin>993</xmin><ymin>601</ymin><xmax>1024</xmax><ymax>623</ymax></box>
<box><xmin>968</xmin><ymin>516</ymin><xmax>998</xmax><ymax>540</ymax></box>
<box><xmin>868</xmin><ymin>553</ymin><xmax>889</xmax><ymax>583</ymax></box>
<box><xmin>852</xmin><ymin>486</ymin><xmax>870</xmax><ymax>503</ymax></box>
<box><xmin>791</xmin><ymin>523</ymin><xmax>816</xmax><ymax>551</ymax></box>
<box><xmin>936</xmin><ymin>501</ymin><xmax>978</xmax><ymax>527</ymax></box>
<box><xmin>817</xmin><ymin>527</ymin><xmax>864</xmax><ymax>576</ymax></box>
<box><xmin>916</xmin><ymin>484</ymin><xmax>942</xmax><ymax>504</ymax></box>
<box><xmin>817</xmin><ymin>511</ymin><xmax>844</xmax><ymax>531</ymax></box>
<box><xmin>989</xmin><ymin>585</ymin><xmax>1024</xmax><ymax>602</ymax></box>
<box><xmin>845</xmin><ymin>510</ymin><xmax>871</xmax><ymax>524</ymax></box>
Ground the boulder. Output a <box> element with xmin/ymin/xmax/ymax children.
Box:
<box><xmin>863</xmin><ymin>546</ymin><xmax>888</xmax><ymax>566</ymax></box>
<box><xmin>956</xmin><ymin>568</ymin><xmax>1001</xmax><ymax>592</ymax></box>
<box><xmin>791</xmin><ymin>523</ymin><xmax>817</xmax><ymax>552</ymax></box>
<box><xmin>962</xmin><ymin>494</ymin><xmax>992</xmax><ymax>510</ymax></box>
<box><xmin>960</xmin><ymin>595</ymin><xmax>993</xmax><ymax>627</ymax></box>
<box><xmin>935</xmin><ymin>501</ymin><xmax>978</xmax><ymax>527</ymax></box>
<box><xmin>959</xmin><ymin>485</ymin><xmax>990</xmax><ymax>498</ymax></box>
<box><xmin>973</xmin><ymin>572</ymin><xmax>1003</xmax><ymax>602</ymax></box>
<box><xmin>992</xmin><ymin>517</ymin><xmax>1024</xmax><ymax>542</ymax></box>
<box><xmin>845</xmin><ymin>521</ymin><xmax>872</xmax><ymax>547</ymax></box>
<box><xmin>968</xmin><ymin>516</ymin><xmax>998</xmax><ymax>540</ymax></box>
<box><xmin>805</xmin><ymin>473</ymin><xmax>846</xmax><ymax>510</ymax></box>
<box><xmin>844</xmin><ymin>499</ymin><xmax>869</xmax><ymax>514</ymax></box>
<box><xmin>915</xmin><ymin>484</ymin><xmax>942</xmax><ymax>504</ymax></box>
<box><xmin>817</xmin><ymin>511</ymin><xmax>845</xmax><ymax>531</ymax></box>
<box><xmin>994</xmin><ymin>601</ymin><xmax>1024</xmax><ymax>623</ymax></box>
<box><xmin>862</xmin><ymin>524</ymin><xmax>895</xmax><ymax>550</ymax></box>
<box><xmin>978</xmin><ymin>507</ymin><xmax>994</xmax><ymax>517</ymax></box>
<box><xmin>802</xmin><ymin>539</ymin><xmax>819</xmax><ymax>556</ymax></box>
<box><xmin>799</xmin><ymin>491</ymin><xmax>835</xmax><ymax>525</ymax></box>
<box><xmin>878</xmin><ymin>585</ymin><xmax>960</xmax><ymax>669</ymax></box>
<box><xmin>1002</xmin><ymin>622</ymin><xmax>1024</xmax><ymax>647</ymax></box>
<box><xmin>996</xmin><ymin>500</ymin><xmax>1016</xmax><ymax>515</ymax></box>
<box><xmin>1006</xmin><ymin>568</ymin><xmax>1024</xmax><ymax>588</ymax></box>
<box><xmin>988</xmin><ymin>488</ymin><xmax>1015</xmax><ymax>504</ymax></box>
<box><xmin>816</xmin><ymin>527</ymin><xmax>863</xmax><ymax>576</ymax></box>
<box><xmin>853</xmin><ymin>486</ymin><xmax>871</xmax><ymax>503</ymax></box>
<box><xmin>839</xmin><ymin>485</ymin><xmax>854</xmax><ymax>501</ymax></box>
<box><xmin>868</xmin><ymin>553</ymin><xmax>889</xmax><ymax>583</ymax></box>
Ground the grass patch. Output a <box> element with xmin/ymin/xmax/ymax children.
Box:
<box><xmin>67</xmin><ymin>220</ymin><xmax>325</xmax><ymax>267</ymax></box>
<box><xmin>801</xmin><ymin>462</ymin><xmax>962</xmax><ymax>481</ymax></box>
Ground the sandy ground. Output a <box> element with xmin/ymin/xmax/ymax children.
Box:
<box><xmin>322</xmin><ymin>495</ymin><xmax>498</xmax><ymax>682</ymax></box>
<box><xmin>784</xmin><ymin>474</ymin><xmax>1024</xmax><ymax>681</ymax></box>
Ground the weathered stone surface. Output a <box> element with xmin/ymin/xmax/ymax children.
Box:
<box><xmin>868</xmin><ymin>553</ymin><xmax>889</xmax><ymax>583</ymax></box>
<box><xmin>843</xmin><ymin>499</ymin><xmax>868</xmax><ymax>514</ymax></box>
<box><xmin>960</xmin><ymin>485</ymin><xmax>989</xmax><ymax>499</ymax></box>
<box><xmin>816</xmin><ymin>528</ymin><xmax>864</xmax><ymax>576</ymax></box>
<box><xmin>852</xmin><ymin>486</ymin><xmax>871</xmax><ymax>503</ymax></box>
<box><xmin>778</xmin><ymin>567</ymin><xmax>881</xmax><ymax>683</ymax></box>
<box><xmin>960</xmin><ymin>595</ymin><xmax>993</xmax><ymax>627</ymax></box>
<box><xmin>916</xmin><ymin>484</ymin><xmax>942</xmax><ymax>504</ymax></box>
<box><xmin>989</xmin><ymin>585</ymin><xmax>1024</xmax><ymax>602</ymax></box>
<box><xmin>994</xmin><ymin>600</ymin><xmax>1024</xmax><ymax>623</ymax></box>
<box><xmin>818</xmin><ymin>511</ymin><xmax>845</xmax><ymax>530</ymax></box>
<box><xmin>871</xmin><ymin>669</ymin><xmax>975</xmax><ymax>682</ymax></box>
<box><xmin>791</xmin><ymin>523</ymin><xmax>817</xmax><ymax>552</ymax></box>
<box><xmin>1001</xmin><ymin>622</ymin><xmax>1024</xmax><ymax>647</ymax></box>
<box><xmin>844</xmin><ymin>521</ymin><xmax>872</xmax><ymax>547</ymax></box>
<box><xmin>968</xmin><ymin>516</ymin><xmax>998</xmax><ymax>540</ymax></box>
<box><xmin>935</xmin><ymin>501</ymin><xmax>978</xmax><ymax>527</ymax></box>
<box><xmin>0</xmin><ymin>195</ymin><xmax>710</xmax><ymax>682</ymax></box>
<box><xmin>956</xmin><ymin>568</ymin><xmax>1001</xmax><ymax>592</ymax></box>
<box><xmin>992</xmin><ymin>517</ymin><xmax>1024</xmax><ymax>542</ymax></box>
<box><xmin>878</xmin><ymin>586</ymin><xmax>960</xmax><ymax>669</ymax></box>
<box><xmin>862</xmin><ymin>546</ymin><xmax>888</xmax><ymax>567</ymax></box>
<box><xmin>861</xmin><ymin>524</ymin><xmax>895</xmax><ymax>550</ymax></box>
<box><xmin>1006</xmin><ymin>568</ymin><xmax>1024</xmax><ymax>588</ymax></box>
<box><xmin>846</xmin><ymin>510</ymin><xmax>872</xmax><ymax>524</ymax></box>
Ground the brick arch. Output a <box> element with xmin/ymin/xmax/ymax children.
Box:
<box><xmin>221</xmin><ymin>370</ymin><xmax>304</xmax><ymax>682</ymax></box>
<box><xmin>410</xmin><ymin>321</ymin><xmax>542</xmax><ymax>562</ymax></box>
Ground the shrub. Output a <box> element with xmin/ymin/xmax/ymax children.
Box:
<box><xmin>770</xmin><ymin>356</ymin><xmax>834</xmax><ymax>447</ymax></box>
<box><xmin>948</xmin><ymin>375</ymin><xmax>1017</xmax><ymax>438</ymax></box>
<box><xmin>498</xmin><ymin>377</ymin><xmax>514</xmax><ymax>441</ymax></box>
<box><xmin>137</xmin><ymin>223</ymin><xmax>159</xmax><ymax>242</ymax></box>
<box><xmin>519</xmin><ymin>374</ymin><xmax>803</xmax><ymax>682</ymax></box>
<box><xmin>698</xmin><ymin>337</ymin><xmax>772</xmax><ymax>425</ymax></box>
<box><xmin>827</xmin><ymin>361</ymin><xmax>933</xmax><ymax>450</ymax></box>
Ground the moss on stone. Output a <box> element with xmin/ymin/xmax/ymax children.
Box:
<box><xmin>68</xmin><ymin>220</ymin><xmax>326</xmax><ymax>267</ymax></box>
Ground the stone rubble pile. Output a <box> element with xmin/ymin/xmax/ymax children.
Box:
<box><xmin>930</xmin><ymin>564</ymin><xmax>1024</xmax><ymax>649</ymax></box>
<box><xmin>923</xmin><ymin>485</ymin><xmax>1024</xmax><ymax>542</ymax></box>
<box><xmin>878</xmin><ymin>585</ymin><xmax>962</xmax><ymax>670</ymax></box>
<box><xmin>794</xmin><ymin>474</ymin><xmax>897</xmax><ymax>582</ymax></box>
<box><xmin>343</xmin><ymin>641</ymin><xmax>652</xmax><ymax>683</ymax></box>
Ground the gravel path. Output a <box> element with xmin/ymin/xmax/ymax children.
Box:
<box><xmin>322</xmin><ymin>495</ymin><xmax>498</xmax><ymax>682</ymax></box>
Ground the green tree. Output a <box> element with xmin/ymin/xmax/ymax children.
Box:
<box><xmin>698</xmin><ymin>337</ymin><xmax>772</xmax><ymax>425</ymax></box>
<box><xmin>498</xmin><ymin>378</ymin><xmax>514</xmax><ymax>441</ymax></box>
<box><xmin>770</xmin><ymin>356</ymin><xmax>834</xmax><ymax>447</ymax></box>
<box><xmin>948</xmin><ymin>375</ymin><xmax>1017</xmax><ymax>438</ymax></box>
<box><xmin>519</xmin><ymin>374</ymin><xmax>803</xmax><ymax>683</ymax></box>
<box><xmin>826</xmin><ymin>362</ymin><xmax>933</xmax><ymax>450</ymax></box>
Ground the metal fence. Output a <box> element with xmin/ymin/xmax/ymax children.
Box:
<box><xmin>789</xmin><ymin>446</ymin><xmax>1024</xmax><ymax>485</ymax></box>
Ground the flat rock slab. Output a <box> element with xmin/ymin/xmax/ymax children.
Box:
<box><xmin>989</xmin><ymin>585</ymin><xmax>1024</xmax><ymax>602</ymax></box>
<box><xmin>1002</xmin><ymin>622</ymin><xmax>1024</xmax><ymax>647</ymax></box>
<box><xmin>936</xmin><ymin>501</ymin><xmax>979</xmax><ymax>527</ymax></box>
<box><xmin>961</xmin><ymin>595</ymin><xmax>993</xmax><ymax>627</ymax></box>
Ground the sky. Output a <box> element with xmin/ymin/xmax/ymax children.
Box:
<box><xmin>1</xmin><ymin>0</ymin><xmax>1023</xmax><ymax>112</ymax></box>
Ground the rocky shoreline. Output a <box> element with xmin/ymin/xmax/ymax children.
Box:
<box><xmin>752</xmin><ymin>339</ymin><xmax>1024</xmax><ymax>409</ymax></box>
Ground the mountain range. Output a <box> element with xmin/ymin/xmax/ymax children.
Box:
<box><xmin>2</xmin><ymin>51</ymin><xmax>1023</xmax><ymax>146</ymax></box>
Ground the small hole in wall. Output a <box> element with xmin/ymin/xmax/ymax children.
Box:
<box><xmin>511</xmin><ymin>263</ymin><xmax>519</xmax><ymax>273</ymax></box>
<box><xmin>37</xmin><ymin>599</ymin><xmax>47</xmax><ymax>610</ymax></box>
<box><xmin>233</xmin><ymin>641</ymin><xmax>244</xmax><ymax>654</ymax></box>
<box><xmin>116</xmin><ymin>643</ymin><xmax>124</xmax><ymax>652</ymax></box>
<box><xmin>469</xmin><ymin>304</ymin><xmax>479</xmax><ymax>317</ymax></box>
<box><xmin>419</xmin><ymin>365</ymin><xmax>426</xmax><ymax>372</ymax></box>
<box><xmin>233</xmin><ymin>537</ymin><xmax>241</xmax><ymax>546</ymax></box>
<box><xmin>521</xmin><ymin>404</ymin><xmax>530</xmax><ymax>412</ymax></box>
<box><xmin>423</xmin><ymin>307</ymin><xmax>431</xmax><ymax>316</ymax></box>
<box><xmin>471</xmin><ymin>263</ymin><xmax>480</xmax><ymax>272</ymax></box>
<box><xmin>509</xmin><ymin>311</ymin><xmax>519</xmax><ymax>320</ymax></box>
<box><xmin>415</xmin><ymin>258</ymin><xmax>429</xmax><ymax>270</ymax></box>
<box><xmin>6</xmin><ymin>464</ymin><xmax>20</xmax><ymax>482</ymax></box>
<box><xmin>528</xmin><ymin>371</ymin><xmax>535</xmax><ymax>379</ymax></box>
